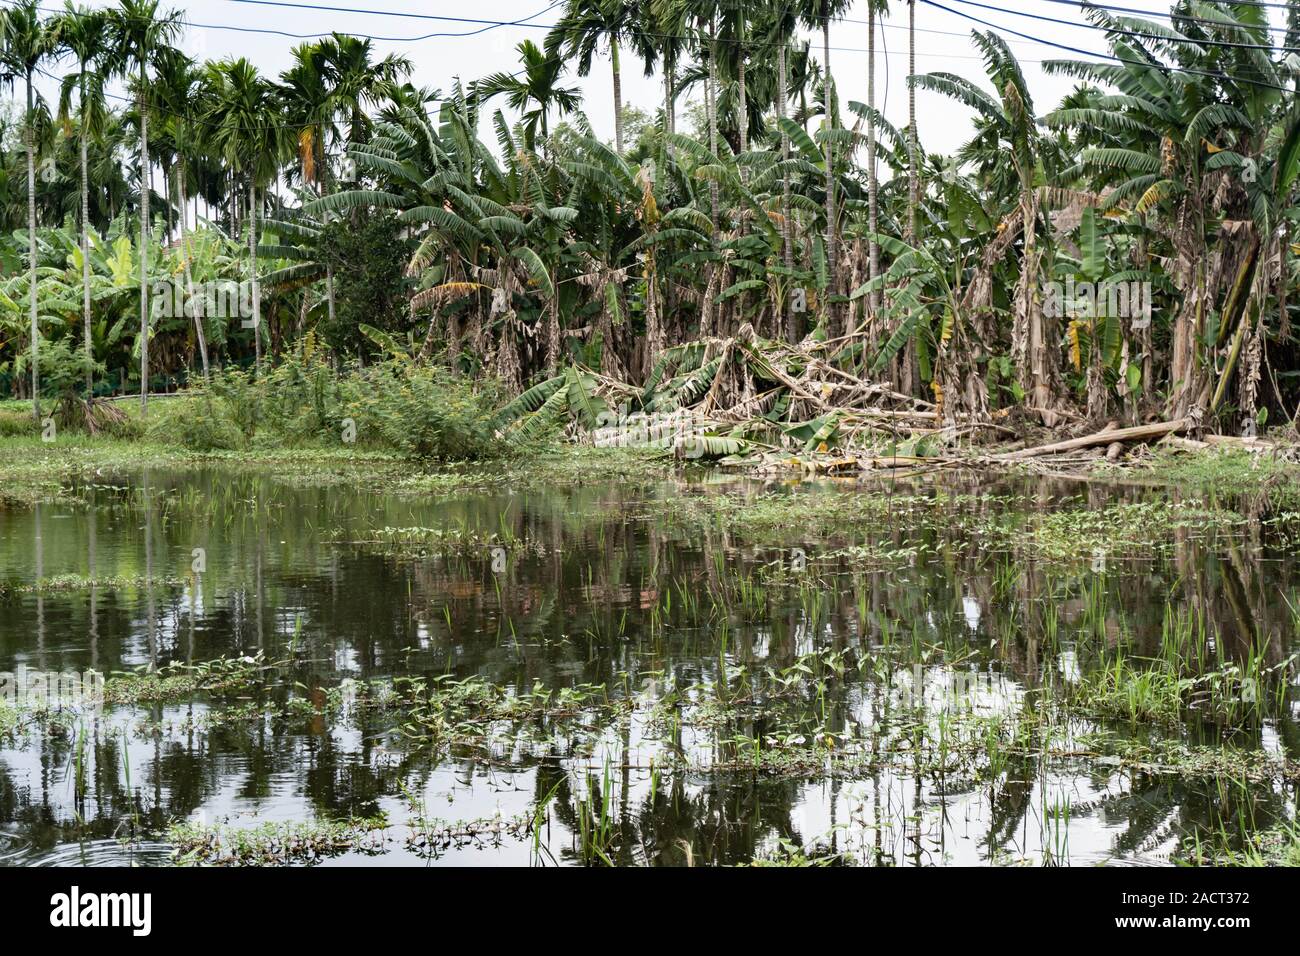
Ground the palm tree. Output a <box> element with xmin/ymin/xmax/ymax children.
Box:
<box><xmin>866</xmin><ymin>0</ymin><xmax>889</xmax><ymax>315</ymax></box>
<box><xmin>105</xmin><ymin>0</ymin><xmax>182</xmax><ymax>414</ymax></box>
<box><xmin>316</xmin><ymin>32</ymin><xmax>411</xmax><ymax>158</ymax></box>
<box><xmin>907</xmin><ymin>0</ymin><xmax>918</xmax><ymax>245</ymax></box>
<box><xmin>799</xmin><ymin>0</ymin><xmax>852</xmax><ymax>314</ymax></box>
<box><xmin>650</xmin><ymin>3</ymin><xmax>687</xmax><ymax>151</ymax></box>
<box><xmin>280</xmin><ymin>42</ymin><xmax>334</xmax><ymax>192</ymax></box>
<box><xmin>546</xmin><ymin>0</ymin><xmax>647</xmax><ymax>155</ymax></box>
<box><xmin>716</xmin><ymin>0</ymin><xmax>749</xmax><ymax>153</ymax></box>
<box><xmin>660</xmin><ymin>0</ymin><xmax>723</xmax><ymax>226</ymax></box>
<box><xmin>475</xmin><ymin>40</ymin><xmax>582</xmax><ymax>152</ymax></box>
<box><xmin>204</xmin><ymin>57</ymin><xmax>285</xmax><ymax>377</ymax></box>
<box><xmin>151</xmin><ymin>46</ymin><xmax>209</xmax><ymax>383</ymax></box>
<box><xmin>54</xmin><ymin>2</ymin><xmax>112</xmax><ymax>398</ymax></box>
<box><xmin>1</xmin><ymin>1</ymin><xmax>56</xmax><ymax>421</ymax></box>
<box><xmin>760</xmin><ymin>4</ymin><xmax>800</xmax><ymax>338</ymax></box>
<box><xmin>279</xmin><ymin>40</ymin><xmax>347</xmax><ymax>341</ymax></box>
<box><xmin>916</xmin><ymin>32</ymin><xmax>1054</xmax><ymax>413</ymax></box>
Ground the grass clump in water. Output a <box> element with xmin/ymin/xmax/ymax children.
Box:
<box><xmin>103</xmin><ymin>653</ymin><xmax>289</xmax><ymax>706</ymax></box>
<box><xmin>168</xmin><ymin>814</ymin><xmax>390</xmax><ymax>866</ymax></box>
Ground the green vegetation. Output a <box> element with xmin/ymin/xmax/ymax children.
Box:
<box><xmin>2</xmin><ymin>0</ymin><xmax>1299</xmax><ymax>872</ymax></box>
<box><xmin>2</xmin><ymin>1</ymin><xmax>1300</xmax><ymax>465</ymax></box>
<box><xmin>168</xmin><ymin>815</ymin><xmax>391</xmax><ymax>866</ymax></box>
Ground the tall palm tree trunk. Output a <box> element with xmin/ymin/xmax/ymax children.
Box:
<box><xmin>906</xmin><ymin>0</ymin><xmax>918</xmax><ymax>244</ymax></box>
<box><xmin>610</xmin><ymin>38</ymin><xmax>623</xmax><ymax>155</ymax></box>
<box><xmin>902</xmin><ymin>0</ymin><xmax>920</xmax><ymax>396</ymax></box>
<box><xmin>249</xmin><ymin>177</ymin><xmax>261</xmax><ymax>376</ymax></box>
<box><xmin>779</xmin><ymin>33</ymin><xmax>795</xmax><ymax>342</ymax></box>
<box><xmin>822</xmin><ymin>18</ymin><xmax>836</xmax><ymax>296</ymax></box>
<box><xmin>737</xmin><ymin>17</ymin><xmax>748</xmax><ymax>154</ymax></box>
<box><xmin>327</xmin><ymin>264</ymin><xmax>337</xmax><ymax>329</ymax></box>
<box><xmin>138</xmin><ymin>66</ymin><xmax>150</xmax><ymax>414</ymax></box>
<box><xmin>26</xmin><ymin>77</ymin><xmax>39</xmax><ymax>423</ymax></box>
<box><xmin>178</xmin><ymin>162</ymin><xmax>208</xmax><ymax>385</ymax></box>
<box><xmin>705</xmin><ymin>26</ymin><xmax>719</xmax><ymax>229</ymax></box>
<box><xmin>867</xmin><ymin>7</ymin><xmax>881</xmax><ymax>314</ymax></box>
<box><xmin>663</xmin><ymin>58</ymin><xmax>674</xmax><ymax>157</ymax></box>
<box><xmin>81</xmin><ymin>91</ymin><xmax>94</xmax><ymax>398</ymax></box>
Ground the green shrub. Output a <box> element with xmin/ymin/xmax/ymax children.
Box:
<box><xmin>342</xmin><ymin>359</ymin><xmax>508</xmax><ymax>460</ymax></box>
<box><xmin>0</xmin><ymin>408</ymin><xmax>37</xmax><ymax>436</ymax></box>
<box><xmin>207</xmin><ymin>367</ymin><xmax>263</xmax><ymax>437</ymax></box>
<box><xmin>258</xmin><ymin>337</ymin><xmax>342</xmax><ymax>441</ymax></box>
<box><xmin>145</xmin><ymin>396</ymin><xmax>245</xmax><ymax>451</ymax></box>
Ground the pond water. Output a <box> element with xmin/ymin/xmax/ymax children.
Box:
<box><xmin>0</xmin><ymin>462</ymin><xmax>1297</xmax><ymax>866</ymax></box>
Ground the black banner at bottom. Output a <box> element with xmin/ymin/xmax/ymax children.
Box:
<box><xmin>0</xmin><ymin>864</ymin><xmax>1277</xmax><ymax>942</ymax></box>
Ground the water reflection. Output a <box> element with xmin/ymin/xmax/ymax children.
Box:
<box><xmin>0</xmin><ymin>466</ymin><xmax>1296</xmax><ymax>865</ymax></box>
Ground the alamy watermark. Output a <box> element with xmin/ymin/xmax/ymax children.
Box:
<box><xmin>593</xmin><ymin>404</ymin><xmax>714</xmax><ymax>459</ymax></box>
<box><xmin>0</xmin><ymin>666</ymin><xmax>105</xmax><ymax>712</ymax></box>
<box><xmin>150</xmin><ymin>279</ymin><xmax>256</xmax><ymax>323</ymax></box>
<box><xmin>1043</xmin><ymin>277</ymin><xmax>1152</xmax><ymax>330</ymax></box>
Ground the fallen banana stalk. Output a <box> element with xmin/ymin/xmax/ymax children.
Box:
<box><xmin>997</xmin><ymin>419</ymin><xmax>1190</xmax><ymax>460</ymax></box>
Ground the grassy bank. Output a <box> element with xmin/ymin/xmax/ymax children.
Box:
<box><xmin>0</xmin><ymin>429</ymin><xmax>676</xmax><ymax>507</ymax></box>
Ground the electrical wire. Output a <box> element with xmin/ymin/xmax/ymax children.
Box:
<box><xmin>945</xmin><ymin>0</ymin><xmax>1300</xmax><ymax>54</ymax></box>
<box><xmin>921</xmin><ymin>0</ymin><xmax>1297</xmax><ymax>93</ymax></box>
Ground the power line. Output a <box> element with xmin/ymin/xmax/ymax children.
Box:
<box><xmin>3</xmin><ymin>0</ymin><xmax>566</xmax><ymax>42</ymax></box>
<box><xmin>0</xmin><ymin>0</ymin><xmax>1066</xmax><ymax>63</ymax></box>
<box><xmin>946</xmin><ymin>0</ymin><xmax>1300</xmax><ymax>53</ymax></box>
<box><xmin>1033</xmin><ymin>0</ymin><xmax>1299</xmax><ymax>36</ymax></box>
<box><xmin>14</xmin><ymin>0</ymin><xmax>1295</xmax><ymax>136</ymax></box>
<box><xmin>1044</xmin><ymin>0</ymin><xmax>1298</xmax><ymax>12</ymax></box>
<box><xmin>921</xmin><ymin>0</ymin><xmax>1297</xmax><ymax>94</ymax></box>
<box><xmin>0</xmin><ymin>0</ymin><xmax>1100</xmax><ymax>61</ymax></box>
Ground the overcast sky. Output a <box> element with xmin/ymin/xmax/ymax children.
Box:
<box><xmin>25</xmin><ymin>0</ymin><xmax>1292</xmax><ymax>166</ymax></box>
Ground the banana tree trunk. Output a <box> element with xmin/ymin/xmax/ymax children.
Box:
<box><xmin>1167</xmin><ymin>189</ymin><xmax>1208</xmax><ymax>418</ymax></box>
<box><xmin>1017</xmin><ymin>190</ymin><xmax>1056</xmax><ymax>417</ymax></box>
<box><xmin>138</xmin><ymin>68</ymin><xmax>150</xmax><ymax>415</ymax></box>
<box><xmin>1208</xmin><ymin>234</ymin><xmax>1263</xmax><ymax>416</ymax></box>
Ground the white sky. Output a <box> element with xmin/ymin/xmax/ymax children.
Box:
<box><xmin>26</xmin><ymin>0</ymin><xmax>1291</xmax><ymax>165</ymax></box>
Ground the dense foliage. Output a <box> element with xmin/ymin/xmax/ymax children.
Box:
<box><xmin>4</xmin><ymin>0</ymin><xmax>1300</xmax><ymax>448</ymax></box>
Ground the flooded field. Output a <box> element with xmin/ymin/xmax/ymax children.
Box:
<box><xmin>1</xmin><ymin>461</ymin><xmax>1297</xmax><ymax>866</ymax></box>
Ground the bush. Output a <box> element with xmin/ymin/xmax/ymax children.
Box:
<box><xmin>207</xmin><ymin>367</ymin><xmax>263</xmax><ymax>437</ymax></box>
<box><xmin>341</xmin><ymin>359</ymin><xmax>508</xmax><ymax>460</ymax></box>
<box><xmin>145</xmin><ymin>395</ymin><xmax>245</xmax><ymax>451</ymax></box>
<box><xmin>0</xmin><ymin>408</ymin><xmax>38</xmax><ymax>436</ymax></box>
<box><xmin>257</xmin><ymin>336</ymin><xmax>341</xmax><ymax>441</ymax></box>
<box><xmin>317</xmin><ymin>214</ymin><xmax>416</xmax><ymax>357</ymax></box>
